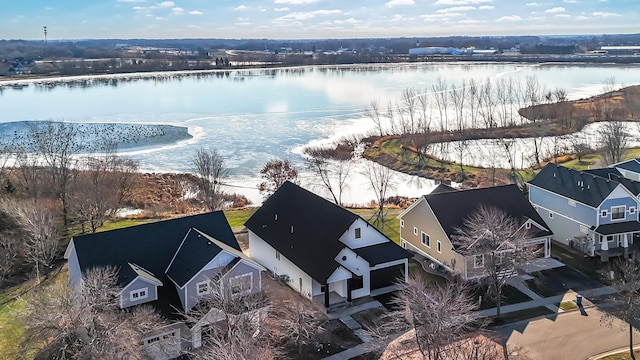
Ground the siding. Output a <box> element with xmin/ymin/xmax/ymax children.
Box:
<box><xmin>339</xmin><ymin>218</ymin><xmax>389</xmax><ymax>249</ymax></box>
<box><xmin>529</xmin><ymin>185</ymin><xmax>595</xmax><ymax>225</ymax></box>
<box><xmin>399</xmin><ymin>198</ymin><xmax>464</xmax><ymax>273</ymax></box>
<box><xmin>248</xmin><ymin>231</ymin><xmax>315</xmax><ymax>298</ymax></box>
<box><xmin>120</xmin><ymin>277</ymin><xmax>158</xmax><ymax>308</ymax></box>
<box><xmin>67</xmin><ymin>246</ymin><xmax>82</xmax><ymax>287</ymax></box>
<box><xmin>183</xmin><ymin>265</ymin><xmax>227</xmax><ymax>311</ymax></box>
<box><xmin>534</xmin><ymin>206</ymin><xmax>590</xmax><ymax>247</ymax></box>
<box><xmin>334</xmin><ymin>247</ymin><xmax>369</xmax><ymax>299</ymax></box>
<box><xmin>219</xmin><ymin>260</ymin><xmax>262</xmax><ymax>296</ymax></box>
<box><xmin>599</xmin><ymin>196</ymin><xmax>639</xmax><ymax>225</ymax></box>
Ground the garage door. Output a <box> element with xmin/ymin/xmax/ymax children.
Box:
<box><xmin>370</xmin><ymin>264</ymin><xmax>404</xmax><ymax>290</ymax></box>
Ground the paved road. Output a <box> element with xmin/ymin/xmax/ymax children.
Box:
<box><xmin>496</xmin><ymin>308</ymin><xmax>640</xmax><ymax>360</ymax></box>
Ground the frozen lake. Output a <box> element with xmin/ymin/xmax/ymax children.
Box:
<box><xmin>2</xmin><ymin>63</ymin><xmax>640</xmax><ymax>204</ymax></box>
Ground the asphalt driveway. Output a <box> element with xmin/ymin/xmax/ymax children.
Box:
<box><xmin>527</xmin><ymin>266</ymin><xmax>603</xmax><ymax>295</ymax></box>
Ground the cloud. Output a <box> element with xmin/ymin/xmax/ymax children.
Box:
<box><xmin>275</xmin><ymin>7</ymin><xmax>290</xmax><ymax>11</ymax></box>
<box><xmin>525</xmin><ymin>2</ymin><xmax>542</xmax><ymax>5</ymax></box>
<box><xmin>274</xmin><ymin>0</ymin><xmax>319</xmax><ymax>4</ymax></box>
<box><xmin>234</xmin><ymin>5</ymin><xmax>248</xmax><ymax>11</ymax></box>
<box><xmin>436</xmin><ymin>6</ymin><xmax>475</xmax><ymax>13</ymax></box>
<box><xmin>172</xmin><ymin>7</ymin><xmax>184</xmax><ymax>13</ymax></box>
<box><xmin>563</xmin><ymin>0</ymin><xmax>578</xmax><ymax>3</ymax></box>
<box><xmin>274</xmin><ymin>9</ymin><xmax>342</xmax><ymax>22</ymax></box>
<box><xmin>420</xmin><ymin>12</ymin><xmax>464</xmax><ymax>20</ymax></box>
<box><xmin>576</xmin><ymin>15</ymin><xmax>589</xmax><ymax>20</ymax></box>
<box><xmin>555</xmin><ymin>14</ymin><xmax>571</xmax><ymax>18</ymax></box>
<box><xmin>459</xmin><ymin>19</ymin><xmax>485</xmax><ymax>24</ymax></box>
<box><xmin>545</xmin><ymin>7</ymin><xmax>565</xmax><ymax>13</ymax></box>
<box><xmin>496</xmin><ymin>15</ymin><xmax>522</xmax><ymax>22</ymax></box>
<box><xmin>118</xmin><ymin>0</ymin><xmax>146</xmax><ymax>2</ymax></box>
<box><xmin>157</xmin><ymin>1</ymin><xmax>174</xmax><ymax>7</ymax></box>
<box><xmin>189</xmin><ymin>10</ymin><xmax>203</xmax><ymax>15</ymax></box>
<box><xmin>385</xmin><ymin>0</ymin><xmax>415</xmax><ymax>7</ymax></box>
<box><xmin>592</xmin><ymin>11</ymin><xmax>621</xmax><ymax>17</ymax></box>
<box><xmin>435</xmin><ymin>0</ymin><xmax>492</xmax><ymax>5</ymax></box>
<box><xmin>479</xmin><ymin>5</ymin><xmax>494</xmax><ymax>9</ymax></box>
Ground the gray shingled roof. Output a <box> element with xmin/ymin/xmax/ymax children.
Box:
<box><xmin>426</xmin><ymin>184</ymin><xmax>553</xmax><ymax>239</ymax></box>
<box><xmin>528</xmin><ymin>164</ymin><xmax>620</xmax><ymax>208</ymax></box>
<box><xmin>614</xmin><ymin>159</ymin><xmax>640</xmax><ymax>173</ymax></box>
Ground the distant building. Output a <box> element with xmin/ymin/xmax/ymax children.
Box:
<box><xmin>409</xmin><ymin>47</ymin><xmax>473</xmax><ymax>56</ymax></box>
<box><xmin>600</xmin><ymin>46</ymin><xmax>640</xmax><ymax>55</ymax></box>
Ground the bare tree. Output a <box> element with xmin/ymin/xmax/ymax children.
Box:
<box><xmin>1</xmin><ymin>199</ymin><xmax>62</xmax><ymax>282</ymax></box>
<box><xmin>365</xmin><ymin>100</ymin><xmax>385</xmax><ymax>136</ymax></box>
<box><xmin>184</xmin><ymin>277</ymin><xmax>280</xmax><ymax>360</ymax></box>
<box><xmin>370</xmin><ymin>275</ymin><xmax>486</xmax><ymax>360</ymax></box>
<box><xmin>453</xmin><ymin>206</ymin><xmax>537</xmax><ymax>318</ymax></box>
<box><xmin>19</xmin><ymin>266</ymin><xmax>167</xmax><ymax>360</ymax></box>
<box><xmin>192</xmin><ymin>148</ymin><xmax>229</xmax><ymax>211</ymax></box>
<box><xmin>601</xmin><ymin>258</ymin><xmax>640</xmax><ymax>360</ymax></box>
<box><xmin>599</xmin><ymin>121</ymin><xmax>629</xmax><ymax>165</ymax></box>
<box><xmin>271</xmin><ymin>298</ymin><xmax>326</xmax><ymax>357</ymax></box>
<box><xmin>303</xmin><ymin>146</ymin><xmax>353</xmax><ymax>206</ymax></box>
<box><xmin>363</xmin><ymin>162</ymin><xmax>395</xmax><ymax>230</ymax></box>
<box><xmin>258</xmin><ymin>159</ymin><xmax>299</xmax><ymax>199</ymax></box>
<box><xmin>28</xmin><ymin>121</ymin><xmax>83</xmax><ymax>224</ymax></box>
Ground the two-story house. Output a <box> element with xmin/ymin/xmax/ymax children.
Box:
<box><xmin>65</xmin><ymin>211</ymin><xmax>264</xmax><ymax>358</ymax></box>
<box><xmin>245</xmin><ymin>181</ymin><xmax>411</xmax><ymax>310</ymax></box>
<box><xmin>398</xmin><ymin>184</ymin><xmax>552</xmax><ymax>279</ymax></box>
<box><xmin>528</xmin><ymin>163</ymin><xmax>640</xmax><ymax>260</ymax></box>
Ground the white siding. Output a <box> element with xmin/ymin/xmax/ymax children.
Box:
<box><xmin>248</xmin><ymin>231</ymin><xmax>315</xmax><ymax>298</ymax></box>
<box><xmin>334</xmin><ymin>247</ymin><xmax>370</xmax><ymax>298</ymax></box>
<box><xmin>339</xmin><ymin>218</ymin><xmax>388</xmax><ymax>249</ymax></box>
<box><xmin>67</xmin><ymin>246</ymin><xmax>82</xmax><ymax>287</ymax></box>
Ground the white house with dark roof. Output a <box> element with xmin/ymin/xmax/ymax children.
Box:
<box><xmin>611</xmin><ymin>158</ymin><xmax>640</xmax><ymax>182</ymax></box>
<box><xmin>64</xmin><ymin>211</ymin><xmax>264</xmax><ymax>359</ymax></box>
<box><xmin>245</xmin><ymin>181</ymin><xmax>411</xmax><ymax>309</ymax></box>
<box><xmin>529</xmin><ymin>164</ymin><xmax>640</xmax><ymax>260</ymax></box>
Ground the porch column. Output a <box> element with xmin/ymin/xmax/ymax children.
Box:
<box><xmin>545</xmin><ymin>238</ymin><xmax>550</xmax><ymax>258</ymax></box>
<box><xmin>324</xmin><ymin>283</ymin><xmax>330</xmax><ymax>308</ymax></box>
<box><xmin>624</xmin><ymin>233</ymin><xmax>629</xmax><ymax>258</ymax></box>
<box><xmin>601</xmin><ymin>235</ymin><xmax>608</xmax><ymax>251</ymax></box>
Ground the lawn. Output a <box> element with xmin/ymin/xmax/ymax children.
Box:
<box><xmin>601</xmin><ymin>350</ymin><xmax>640</xmax><ymax>360</ymax></box>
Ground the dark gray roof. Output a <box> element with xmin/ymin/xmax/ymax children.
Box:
<box><xmin>584</xmin><ymin>168</ymin><xmax>640</xmax><ymax>196</ymax></box>
<box><xmin>529</xmin><ymin>164</ymin><xmax>620</xmax><ymax>208</ymax></box>
<box><xmin>71</xmin><ymin>211</ymin><xmax>239</xmax><ymax>318</ymax></box>
<box><xmin>425</xmin><ymin>184</ymin><xmax>553</xmax><ymax>239</ymax></box>
<box><xmin>595</xmin><ymin>221</ymin><xmax>640</xmax><ymax>235</ymax></box>
<box><xmin>430</xmin><ymin>183</ymin><xmax>457</xmax><ymax>194</ymax></box>
<box><xmin>614</xmin><ymin>159</ymin><xmax>640</xmax><ymax>173</ymax></box>
<box><xmin>245</xmin><ymin>182</ymin><xmax>357</xmax><ymax>283</ymax></box>
<box><xmin>245</xmin><ymin>181</ymin><xmax>409</xmax><ymax>283</ymax></box>
<box><xmin>352</xmin><ymin>242</ymin><xmax>411</xmax><ymax>266</ymax></box>
<box><xmin>166</xmin><ymin>228</ymin><xmax>224</xmax><ymax>287</ymax></box>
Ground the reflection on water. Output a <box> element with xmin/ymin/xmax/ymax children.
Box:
<box><xmin>1</xmin><ymin>63</ymin><xmax>640</xmax><ymax>204</ymax></box>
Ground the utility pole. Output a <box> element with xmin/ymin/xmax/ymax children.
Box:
<box><xmin>43</xmin><ymin>26</ymin><xmax>48</xmax><ymax>58</ymax></box>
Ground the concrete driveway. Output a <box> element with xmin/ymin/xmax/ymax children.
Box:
<box><xmin>496</xmin><ymin>307</ymin><xmax>640</xmax><ymax>360</ymax></box>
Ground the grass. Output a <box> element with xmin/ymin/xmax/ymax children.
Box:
<box><xmin>559</xmin><ymin>300</ymin><xmax>578</xmax><ymax>311</ymax></box>
<box><xmin>0</xmin><ymin>267</ymin><xmax>68</xmax><ymax>359</ymax></box>
<box><xmin>601</xmin><ymin>350</ymin><xmax>640</xmax><ymax>360</ymax></box>
<box><xmin>223</xmin><ymin>208</ymin><xmax>257</xmax><ymax>229</ymax></box>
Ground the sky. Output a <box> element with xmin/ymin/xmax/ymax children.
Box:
<box><xmin>1</xmin><ymin>0</ymin><xmax>638</xmax><ymax>40</ymax></box>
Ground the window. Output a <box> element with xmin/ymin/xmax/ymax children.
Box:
<box><xmin>400</xmin><ymin>219</ymin><xmax>405</xmax><ymax>228</ymax></box>
<box><xmin>548</xmin><ymin>212</ymin><xmax>554</xmax><ymax>219</ymax></box>
<box><xmin>130</xmin><ymin>287</ymin><xmax>148</xmax><ymax>302</ymax></box>
<box><xmin>196</xmin><ymin>281</ymin><xmax>210</xmax><ymax>296</ymax></box>
<box><xmin>612</xmin><ymin>206</ymin><xmax>626</xmax><ymax>220</ymax></box>
<box><xmin>525</xmin><ymin>222</ymin><xmax>531</xmax><ymax>229</ymax></box>
<box><xmin>630</xmin><ymin>207</ymin><xmax>636</xmax><ymax>215</ymax></box>
<box><xmin>607</xmin><ymin>235</ymin><xmax>614</xmax><ymax>242</ymax></box>
<box><xmin>355</xmin><ymin>228</ymin><xmax>361</xmax><ymax>239</ymax></box>
<box><xmin>436</xmin><ymin>240</ymin><xmax>442</xmax><ymax>253</ymax></box>
<box><xmin>276</xmin><ymin>250</ymin><xmax>280</xmax><ymax>261</ymax></box>
<box><xmin>601</xmin><ymin>210</ymin><xmax>608</xmax><ymax>218</ymax></box>
<box><xmin>421</xmin><ymin>232</ymin><xmax>430</xmax><ymax>247</ymax></box>
<box><xmin>230</xmin><ymin>273</ymin><xmax>253</xmax><ymax>296</ymax></box>
<box><xmin>473</xmin><ymin>255</ymin><xmax>484</xmax><ymax>269</ymax></box>
<box><xmin>413</xmin><ymin>227</ymin><xmax>418</xmax><ymax>235</ymax></box>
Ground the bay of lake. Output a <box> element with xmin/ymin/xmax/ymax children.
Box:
<box><xmin>1</xmin><ymin>62</ymin><xmax>640</xmax><ymax>204</ymax></box>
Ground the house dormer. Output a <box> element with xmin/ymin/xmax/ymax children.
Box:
<box><xmin>119</xmin><ymin>263</ymin><xmax>163</xmax><ymax>308</ymax></box>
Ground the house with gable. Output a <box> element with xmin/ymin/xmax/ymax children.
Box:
<box><xmin>65</xmin><ymin>211</ymin><xmax>264</xmax><ymax>358</ymax></box>
<box><xmin>398</xmin><ymin>184</ymin><xmax>552</xmax><ymax>279</ymax></box>
<box><xmin>610</xmin><ymin>158</ymin><xmax>640</xmax><ymax>182</ymax></box>
<box><xmin>245</xmin><ymin>181</ymin><xmax>411</xmax><ymax>309</ymax></box>
<box><xmin>528</xmin><ymin>163</ymin><xmax>640</xmax><ymax>260</ymax></box>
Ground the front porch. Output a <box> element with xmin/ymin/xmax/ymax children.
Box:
<box><xmin>593</xmin><ymin>221</ymin><xmax>640</xmax><ymax>261</ymax></box>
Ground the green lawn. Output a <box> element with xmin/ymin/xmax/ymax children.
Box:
<box><xmin>601</xmin><ymin>350</ymin><xmax>640</xmax><ymax>360</ymax></box>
